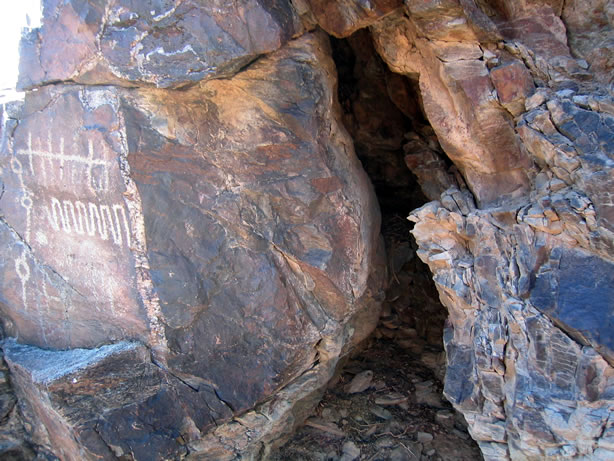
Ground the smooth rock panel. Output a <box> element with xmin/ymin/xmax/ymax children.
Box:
<box><xmin>0</xmin><ymin>86</ymin><xmax>149</xmax><ymax>350</ymax></box>
<box><xmin>531</xmin><ymin>248</ymin><xmax>614</xmax><ymax>364</ymax></box>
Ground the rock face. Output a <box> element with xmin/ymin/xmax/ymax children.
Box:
<box><xmin>0</xmin><ymin>345</ymin><xmax>34</xmax><ymax>460</ymax></box>
<box><xmin>1</xmin><ymin>0</ymin><xmax>614</xmax><ymax>460</ymax></box>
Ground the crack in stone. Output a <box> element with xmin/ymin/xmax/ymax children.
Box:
<box><xmin>214</xmin><ymin>388</ymin><xmax>236</xmax><ymax>414</ymax></box>
<box><xmin>0</xmin><ymin>216</ymin><xmax>87</xmax><ymax>299</ymax></box>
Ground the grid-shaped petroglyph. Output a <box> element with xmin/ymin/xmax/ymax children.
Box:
<box><xmin>11</xmin><ymin>132</ymin><xmax>132</xmax><ymax>248</ymax></box>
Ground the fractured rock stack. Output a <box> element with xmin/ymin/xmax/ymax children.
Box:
<box><xmin>1</xmin><ymin>0</ymin><xmax>614</xmax><ymax>460</ymax></box>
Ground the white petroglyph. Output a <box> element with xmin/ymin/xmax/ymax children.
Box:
<box><xmin>16</xmin><ymin>133</ymin><xmax>113</xmax><ymax>194</ymax></box>
<box><xmin>8</xmin><ymin>131</ymin><xmax>134</xmax><ymax>319</ymax></box>
<box><xmin>45</xmin><ymin>197</ymin><xmax>131</xmax><ymax>247</ymax></box>
<box><xmin>15</xmin><ymin>250</ymin><xmax>30</xmax><ymax>310</ymax></box>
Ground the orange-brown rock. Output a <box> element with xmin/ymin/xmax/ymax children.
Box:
<box><xmin>372</xmin><ymin>9</ymin><xmax>532</xmax><ymax>206</ymax></box>
<box><xmin>306</xmin><ymin>0</ymin><xmax>403</xmax><ymax>37</ymax></box>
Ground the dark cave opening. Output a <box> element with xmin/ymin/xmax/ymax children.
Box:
<box><xmin>330</xmin><ymin>30</ymin><xmax>449</xmax><ymax>371</ymax></box>
<box><xmin>271</xmin><ymin>31</ymin><xmax>482</xmax><ymax>460</ymax></box>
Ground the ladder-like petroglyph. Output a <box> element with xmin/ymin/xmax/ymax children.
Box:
<box><xmin>45</xmin><ymin>197</ymin><xmax>131</xmax><ymax>247</ymax></box>
<box><xmin>15</xmin><ymin>132</ymin><xmax>113</xmax><ymax>194</ymax></box>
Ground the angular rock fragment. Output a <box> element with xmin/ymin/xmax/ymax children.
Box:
<box><xmin>18</xmin><ymin>0</ymin><xmax>304</xmax><ymax>89</ymax></box>
<box><xmin>345</xmin><ymin>370</ymin><xmax>374</xmax><ymax>394</ymax></box>
<box><xmin>3</xmin><ymin>339</ymin><xmax>223</xmax><ymax>461</ymax></box>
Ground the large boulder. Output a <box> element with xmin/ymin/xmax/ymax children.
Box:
<box><xmin>1</xmin><ymin>31</ymin><xmax>385</xmax><ymax>459</ymax></box>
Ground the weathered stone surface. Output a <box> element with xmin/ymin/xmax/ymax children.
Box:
<box><xmin>358</xmin><ymin>1</ymin><xmax>614</xmax><ymax>458</ymax></box>
<box><xmin>2</xmin><ymin>0</ymin><xmax>614</xmax><ymax>459</ymax></box>
<box><xmin>490</xmin><ymin>61</ymin><xmax>535</xmax><ymax>116</ymax></box>
<box><xmin>0</xmin><ymin>346</ymin><xmax>34</xmax><ymax>460</ymax></box>
<box><xmin>307</xmin><ymin>0</ymin><xmax>402</xmax><ymax>38</ymax></box>
<box><xmin>0</xmin><ymin>86</ymin><xmax>149</xmax><ymax>351</ymax></box>
<box><xmin>531</xmin><ymin>248</ymin><xmax>614</xmax><ymax>363</ymax></box>
<box><xmin>1</xmin><ymin>31</ymin><xmax>385</xmax><ymax>459</ymax></box>
<box><xmin>410</xmin><ymin>187</ymin><xmax>614</xmax><ymax>460</ymax></box>
<box><xmin>18</xmin><ymin>0</ymin><xmax>303</xmax><ymax>89</ymax></box>
<box><xmin>563</xmin><ymin>0</ymin><xmax>614</xmax><ymax>86</ymax></box>
<box><xmin>372</xmin><ymin>8</ymin><xmax>532</xmax><ymax>207</ymax></box>
<box><xmin>3</xmin><ymin>339</ymin><xmax>196</xmax><ymax>460</ymax></box>
<box><xmin>403</xmin><ymin>12</ymin><xmax>614</xmax><ymax>451</ymax></box>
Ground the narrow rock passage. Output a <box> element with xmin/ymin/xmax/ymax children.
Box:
<box><xmin>270</xmin><ymin>29</ymin><xmax>481</xmax><ymax>461</ymax></box>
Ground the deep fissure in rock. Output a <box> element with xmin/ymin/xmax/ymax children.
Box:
<box><xmin>271</xmin><ymin>31</ymin><xmax>484</xmax><ymax>459</ymax></box>
<box><xmin>331</xmin><ymin>30</ymin><xmax>449</xmax><ymax>365</ymax></box>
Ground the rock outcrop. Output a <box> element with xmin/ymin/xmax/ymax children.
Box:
<box><xmin>1</xmin><ymin>0</ymin><xmax>614</xmax><ymax>460</ymax></box>
<box><xmin>18</xmin><ymin>0</ymin><xmax>304</xmax><ymax>89</ymax></box>
<box><xmin>2</xmin><ymin>8</ymin><xmax>386</xmax><ymax>458</ymax></box>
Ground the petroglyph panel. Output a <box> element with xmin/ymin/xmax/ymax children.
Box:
<box><xmin>6</xmin><ymin>130</ymin><xmax>132</xmax><ymax>251</ymax></box>
<box><xmin>0</xmin><ymin>86</ymin><xmax>148</xmax><ymax>349</ymax></box>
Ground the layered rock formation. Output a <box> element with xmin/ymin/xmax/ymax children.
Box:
<box><xmin>1</xmin><ymin>0</ymin><xmax>613</xmax><ymax>460</ymax></box>
<box><xmin>369</xmin><ymin>1</ymin><xmax>614</xmax><ymax>459</ymax></box>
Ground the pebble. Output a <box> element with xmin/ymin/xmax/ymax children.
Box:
<box><xmin>339</xmin><ymin>441</ymin><xmax>360</xmax><ymax>461</ymax></box>
<box><xmin>370</xmin><ymin>405</ymin><xmax>393</xmax><ymax>420</ymax></box>
<box><xmin>373</xmin><ymin>379</ymin><xmax>387</xmax><ymax>390</ymax></box>
<box><xmin>435</xmin><ymin>410</ymin><xmax>454</xmax><ymax>428</ymax></box>
<box><xmin>321</xmin><ymin>408</ymin><xmax>338</xmax><ymax>422</ymax></box>
<box><xmin>375</xmin><ymin>436</ymin><xmax>397</xmax><ymax>449</ymax></box>
<box><xmin>414</xmin><ymin>387</ymin><xmax>442</xmax><ymax>408</ymax></box>
<box><xmin>375</xmin><ymin>392</ymin><xmax>408</xmax><ymax>406</ymax></box>
<box><xmin>417</xmin><ymin>431</ymin><xmax>433</xmax><ymax>443</ymax></box>
<box><xmin>344</xmin><ymin>370</ymin><xmax>373</xmax><ymax>394</ymax></box>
